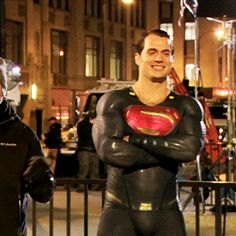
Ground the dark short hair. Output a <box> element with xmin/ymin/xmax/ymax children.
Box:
<box><xmin>47</xmin><ymin>116</ymin><xmax>57</xmax><ymax>121</ymax></box>
<box><xmin>89</xmin><ymin>110</ymin><xmax>96</xmax><ymax>119</ymax></box>
<box><xmin>136</xmin><ymin>29</ymin><xmax>172</xmax><ymax>54</ymax></box>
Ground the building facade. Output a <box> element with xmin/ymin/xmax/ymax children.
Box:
<box><xmin>2</xmin><ymin>0</ymin><xmax>228</xmax><ymax>137</ymax></box>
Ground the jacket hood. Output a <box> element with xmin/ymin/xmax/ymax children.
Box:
<box><xmin>0</xmin><ymin>99</ymin><xmax>20</xmax><ymax>126</ymax></box>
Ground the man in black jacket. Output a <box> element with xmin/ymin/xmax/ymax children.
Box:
<box><xmin>0</xmin><ymin>57</ymin><xmax>56</xmax><ymax>236</ymax></box>
<box><xmin>44</xmin><ymin>116</ymin><xmax>62</xmax><ymax>173</ymax></box>
<box><xmin>76</xmin><ymin>111</ymin><xmax>100</xmax><ymax>191</ymax></box>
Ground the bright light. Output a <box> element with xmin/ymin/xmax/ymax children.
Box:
<box><xmin>11</xmin><ymin>66</ymin><xmax>21</xmax><ymax>77</ymax></box>
<box><xmin>219</xmin><ymin>128</ymin><xmax>224</xmax><ymax>133</ymax></box>
<box><xmin>32</xmin><ymin>83</ymin><xmax>37</xmax><ymax>100</ymax></box>
<box><xmin>59</xmin><ymin>50</ymin><xmax>64</xmax><ymax>56</ymax></box>
<box><xmin>212</xmin><ymin>87</ymin><xmax>232</xmax><ymax>98</ymax></box>
<box><xmin>185</xmin><ymin>64</ymin><xmax>196</xmax><ymax>81</ymax></box>
<box><xmin>5</xmin><ymin>59</ymin><xmax>21</xmax><ymax>79</ymax></box>
<box><xmin>122</xmin><ymin>0</ymin><xmax>133</xmax><ymax>4</ymax></box>
<box><xmin>215</xmin><ymin>29</ymin><xmax>225</xmax><ymax>40</ymax></box>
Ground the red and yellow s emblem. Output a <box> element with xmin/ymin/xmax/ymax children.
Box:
<box><xmin>124</xmin><ymin>105</ymin><xmax>181</xmax><ymax>136</ymax></box>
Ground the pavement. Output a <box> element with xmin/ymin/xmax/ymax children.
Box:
<box><xmin>26</xmin><ymin>187</ymin><xmax>236</xmax><ymax>236</ymax></box>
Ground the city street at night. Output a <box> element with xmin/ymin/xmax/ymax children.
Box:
<box><xmin>1</xmin><ymin>0</ymin><xmax>236</xmax><ymax>236</ymax></box>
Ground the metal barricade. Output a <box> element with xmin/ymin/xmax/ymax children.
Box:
<box><xmin>30</xmin><ymin>179</ymin><xmax>236</xmax><ymax>236</ymax></box>
<box><xmin>31</xmin><ymin>178</ymin><xmax>106</xmax><ymax>236</ymax></box>
<box><xmin>178</xmin><ymin>180</ymin><xmax>236</xmax><ymax>236</ymax></box>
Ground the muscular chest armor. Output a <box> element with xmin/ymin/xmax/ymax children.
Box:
<box><xmin>105</xmin><ymin>91</ymin><xmax>184</xmax><ymax>211</ymax></box>
<box><xmin>124</xmin><ymin>104</ymin><xmax>181</xmax><ymax>136</ymax></box>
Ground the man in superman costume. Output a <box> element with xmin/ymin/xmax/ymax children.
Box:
<box><xmin>92</xmin><ymin>29</ymin><xmax>205</xmax><ymax>236</ymax></box>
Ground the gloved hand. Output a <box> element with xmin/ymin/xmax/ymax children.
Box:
<box><xmin>23</xmin><ymin>156</ymin><xmax>56</xmax><ymax>203</ymax></box>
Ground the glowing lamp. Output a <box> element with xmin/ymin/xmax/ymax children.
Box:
<box><xmin>31</xmin><ymin>83</ymin><xmax>37</xmax><ymax>100</ymax></box>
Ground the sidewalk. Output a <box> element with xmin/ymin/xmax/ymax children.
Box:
<box><xmin>27</xmin><ymin>189</ymin><xmax>236</xmax><ymax>236</ymax></box>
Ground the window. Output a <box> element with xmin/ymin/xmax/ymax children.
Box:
<box><xmin>185</xmin><ymin>64</ymin><xmax>196</xmax><ymax>81</ymax></box>
<box><xmin>5</xmin><ymin>20</ymin><xmax>23</xmax><ymax>64</ymax></box>
<box><xmin>51</xmin><ymin>30</ymin><xmax>67</xmax><ymax>74</ymax></box>
<box><xmin>132</xmin><ymin>44</ymin><xmax>138</xmax><ymax>81</ymax></box>
<box><xmin>84</xmin><ymin>0</ymin><xmax>101</xmax><ymax>18</ymax></box>
<box><xmin>49</xmin><ymin>0</ymin><xmax>53</xmax><ymax>7</ymax></box>
<box><xmin>110</xmin><ymin>41</ymin><xmax>123</xmax><ymax>80</ymax></box>
<box><xmin>185</xmin><ymin>22</ymin><xmax>195</xmax><ymax>40</ymax></box>
<box><xmin>108</xmin><ymin>0</ymin><xmax>126</xmax><ymax>23</ymax></box>
<box><xmin>56</xmin><ymin>0</ymin><xmax>62</xmax><ymax>9</ymax></box>
<box><xmin>159</xmin><ymin>1</ymin><xmax>173</xmax><ymax>41</ymax></box>
<box><xmin>160</xmin><ymin>23</ymin><xmax>174</xmax><ymax>40</ymax></box>
<box><xmin>65</xmin><ymin>0</ymin><xmax>69</xmax><ymax>11</ymax></box>
<box><xmin>159</xmin><ymin>1</ymin><xmax>173</xmax><ymax>20</ymax></box>
<box><xmin>85</xmin><ymin>36</ymin><xmax>99</xmax><ymax>77</ymax></box>
<box><xmin>130</xmin><ymin>0</ymin><xmax>146</xmax><ymax>28</ymax></box>
<box><xmin>48</xmin><ymin>0</ymin><xmax>69</xmax><ymax>10</ymax></box>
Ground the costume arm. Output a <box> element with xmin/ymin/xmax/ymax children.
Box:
<box><xmin>129</xmin><ymin>97</ymin><xmax>206</xmax><ymax>162</ymax></box>
<box><xmin>92</xmin><ymin>92</ymin><xmax>160</xmax><ymax>168</ymax></box>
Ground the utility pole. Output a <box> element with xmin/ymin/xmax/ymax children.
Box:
<box><xmin>0</xmin><ymin>0</ymin><xmax>6</xmax><ymax>57</ymax></box>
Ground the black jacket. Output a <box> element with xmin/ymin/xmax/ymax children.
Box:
<box><xmin>44</xmin><ymin>122</ymin><xmax>62</xmax><ymax>149</ymax></box>
<box><xmin>0</xmin><ymin>99</ymin><xmax>56</xmax><ymax>236</ymax></box>
<box><xmin>77</xmin><ymin>117</ymin><xmax>96</xmax><ymax>152</ymax></box>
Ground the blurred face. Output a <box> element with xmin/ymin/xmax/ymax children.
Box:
<box><xmin>48</xmin><ymin>119</ymin><xmax>56</xmax><ymax>125</ymax></box>
<box><xmin>135</xmin><ymin>34</ymin><xmax>173</xmax><ymax>83</ymax></box>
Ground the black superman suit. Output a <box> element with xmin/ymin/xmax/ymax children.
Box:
<box><xmin>92</xmin><ymin>87</ymin><xmax>205</xmax><ymax>236</ymax></box>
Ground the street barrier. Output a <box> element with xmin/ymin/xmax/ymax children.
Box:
<box><xmin>30</xmin><ymin>179</ymin><xmax>236</xmax><ymax>236</ymax></box>
<box><xmin>31</xmin><ymin>178</ymin><xmax>106</xmax><ymax>236</ymax></box>
<box><xmin>178</xmin><ymin>180</ymin><xmax>236</xmax><ymax>236</ymax></box>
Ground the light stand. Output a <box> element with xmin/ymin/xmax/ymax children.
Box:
<box><xmin>207</xmin><ymin>20</ymin><xmax>236</xmax><ymax>232</ymax></box>
<box><xmin>182</xmin><ymin>2</ymin><xmax>236</xmax><ymax>234</ymax></box>
<box><xmin>178</xmin><ymin>0</ymin><xmax>206</xmax><ymax>213</ymax></box>
<box><xmin>207</xmin><ymin>17</ymin><xmax>236</xmax><ymax>184</ymax></box>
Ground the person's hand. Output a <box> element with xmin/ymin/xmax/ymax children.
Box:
<box><xmin>123</xmin><ymin>135</ymin><xmax>130</xmax><ymax>142</ymax></box>
<box><xmin>23</xmin><ymin>156</ymin><xmax>56</xmax><ymax>203</ymax></box>
<box><xmin>90</xmin><ymin>117</ymin><xmax>96</xmax><ymax>124</ymax></box>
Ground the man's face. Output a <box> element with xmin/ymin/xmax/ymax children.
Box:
<box><xmin>135</xmin><ymin>34</ymin><xmax>173</xmax><ymax>83</ymax></box>
<box><xmin>48</xmin><ymin>119</ymin><xmax>56</xmax><ymax>125</ymax></box>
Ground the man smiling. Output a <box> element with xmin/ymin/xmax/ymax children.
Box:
<box><xmin>93</xmin><ymin>29</ymin><xmax>205</xmax><ymax>236</ymax></box>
